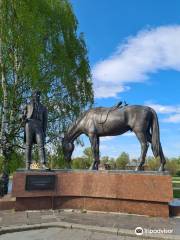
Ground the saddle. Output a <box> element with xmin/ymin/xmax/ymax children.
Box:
<box><xmin>98</xmin><ymin>101</ymin><xmax>127</xmax><ymax>124</ymax></box>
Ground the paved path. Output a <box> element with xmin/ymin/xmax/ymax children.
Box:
<box><xmin>0</xmin><ymin>210</ymin><xmax>180</xmax><ymax>239</ymax></box>
<box><xmin>0</xmin><ymin>228</ymin><xmax>140</xmax><ymax>240</ymax></box>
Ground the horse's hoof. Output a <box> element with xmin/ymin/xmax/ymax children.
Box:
<box><xmin>89</xmin><ymin>162</ymin><xmax>99</xmax><ymax>170</ymax></box>
<box><xmin>92</xmin><ymin>166</ymin><xmax>98</xmax><ymax>171</ymax></box>
<box><xmin>89</xmin><ymin>166</ymin><xmax>95</xmax><ymax>170</ymax></box>
<box><xmin>135</xmin><ymin>166</ymin><xmax>144</xmax><ymax>171</ymax></box>
<box><xmin>158</xmin><ymin>165</ymin><xmax>165</xmax><ymax>172</ymax></box>
<box><xmin>95</xmin><ymin>164</ymin><xmax>99</xmax><ymax>171</ymax></box>
<box><xmin>91</xmin><ymin>166</ymin><xmax>98</xmax><ymax>170</ymax></box>
<box><xmin>65</xmin><ymin>163</ymin><xmax>72</xmax><ymax>170</ymax></box>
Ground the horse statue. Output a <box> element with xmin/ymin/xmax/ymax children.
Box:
<box><xmin>62</xmin><ymin>103</ymin><xmax>166</xmax><ymax>171</ymax></box>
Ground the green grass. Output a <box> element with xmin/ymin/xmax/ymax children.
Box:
<box><xmin>172</xmin><ymin>177</ymin><xmax>180</xmax><ymax>181</ymax></box>
<box><xmin>172</xmin><ymin>177</ymin><xmax>180</xmax><ymax>198</ymax></box>
<box><xmin>173</xmin><ymin>183</ymin><xmax>180</xmax><ymax>188</ymax></box>
<box><xmin>173</xmin><ymin>189</ymin><xmax>180</xmax><ymax>198</ymax></box>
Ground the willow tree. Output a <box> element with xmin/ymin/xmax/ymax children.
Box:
<box><xmin>0</xmin><ymin>0</ymin><xmax>93</xmax><ymax>192</ymax></box>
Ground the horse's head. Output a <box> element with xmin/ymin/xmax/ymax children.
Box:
<box><xmin>62</xmin><ymin>137</ymin><xmax>74</xmax><ymax>163</ymax></box>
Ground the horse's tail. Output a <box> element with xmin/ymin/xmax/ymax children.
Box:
<box><xmin>150</xmin><ymin>109</ymin><xmax>165</xmax><ymax>161</ymax></box>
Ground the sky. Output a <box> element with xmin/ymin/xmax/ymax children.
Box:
<box><xmin>70</xmin><ymin>0</ymin><xmax>180</xmax><ymax>159</ymax></box>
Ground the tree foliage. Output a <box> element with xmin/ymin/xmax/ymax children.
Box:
<box><xmin>0</xmin><ymin>0</ymin><xmax>93</xmax><ymax>175</ymax></box>
<box><xmin>116</xmin><ymin>152</ymin><xmax>129</xmax><ymax>169</ymax></box>
<box><xmin>71</xmin><ymin>149</ymin><xmax>180</xmax><ymax>175</ymax></box>
<box><xmin>72</xmin><ymin>147</ymin><xmax>93</xmax><ymax>169</ymax></box>
<box><xmin>166</xmin><ymin>159</ymin><xmax>180</xmax><ymax>176</ymax></box>
<box><xmin>48</xmin><ymin>146</ymin><xmax>66</xmax><ymax>169</ymax></box>
<box><xmin>146</xmin><ymin>156</ymin><xmax>160</xmax><ymax>171</ymax></box>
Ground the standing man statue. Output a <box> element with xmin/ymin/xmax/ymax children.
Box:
<box><xmin>22</xmin><ymin>90</ymin><xmax>48</xmax><ymax>170</ymax></box>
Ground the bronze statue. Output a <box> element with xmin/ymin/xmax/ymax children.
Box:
<box><xmin>22</xmin><ymin>90</ymin><xmax>48</xmax><ymax>170</ymax></box>
<box><xmin>62</xmin><ymin>104</ymin><xmax>166</xmax><ymax>171</ymax></box>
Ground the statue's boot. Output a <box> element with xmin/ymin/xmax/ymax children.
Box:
<box><xmin>25</xmin><ymin>145</ymin><xmax>32</xmax><ymax>170</ymax></box>
<box><xmin>39</xmin><ymin>146</ymin><xmax>50</xmax><ymax>170</ymax></box>
<box><xmin>65</xmin><ymin>161</ymin><xmax>72</xmax><ymax>169</ymax></box>
<box><xmin>40</xmin><ymin>163</ymin><xmax>50</xmax><ymax>170</ymax></box>
<box><xmin>26</xmin><ymin>162</ymin><xmax>31</xmax><ymax>170</ymax></box>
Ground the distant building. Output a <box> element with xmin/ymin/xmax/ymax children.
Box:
<box><xmin>99</xmin><ymin>160</ymin><xmax>148</xmax><ymax>170</ymax></box>
<box><xmin>126</xmin><ymin>160</ymin><xmax>148</xmax><ymax>170</ymax></box>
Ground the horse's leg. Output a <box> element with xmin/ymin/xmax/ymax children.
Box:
<box><xmin>147</xmin><ymin>132</ymin><xmax>166</xmax><ymax>171</ymax></box>
<box><xmin>158</xmin><ymin>144</ymin><xmax>166</xmax><ymax>171</ymax></box>
<box><xmin>134</xmin><ymin>131</ymin><xmax>149</xmax><ymax>171</ymax></box>
<box><xmin>89</xmin><ymin>134</ymin><xmax>100</xmax><ymax>170</ymax></box>
<box><xmin>66</xmin><ymin>159</ymin><xmax>72</xmax><ymax>169</ymax></box>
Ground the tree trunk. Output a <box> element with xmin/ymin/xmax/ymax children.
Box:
<box><xmin>0</xmin><ymin>0</ymin><xmax>9</xmax><ymax>195</ymax></box>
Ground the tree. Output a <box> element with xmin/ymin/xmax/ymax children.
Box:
<box><xmin>147</xmin><ymin>156</ymin><xmax>160</xmax><ymax>171</ymax></box>
<box><xmin>107</xmin><ymin>157</ymin><xmax>116</xmax><ymax>169</ymax></box>
<box><xmin>72</xmin><ymin>157</ymin><xmax>88</xmax><ymax>169</ymax></box>
<box><xmin>116</xmin><ymin>152</ymin><xmax>129</xmax><ymax>169</ymax></box>
<box><xmin>166</xmin><ymin>159</ymin><xmax>179</xmax><ymax>176</ymax></box>
<box><xmin>0</xmin><ymin>0</ymin><xmax>93</xmax><ymax>193</ymax></box>
<box><xmin>83</xmin><ymin>147</ymin><xmax>93</xmax><ymax>162</ymax></box>
<box><xmin>101</xmin><ymin>156</ymin><xmax>110</xmax><ymax>164</ymax></box>
<box><xmin>72</xmin><ymin>147</ymin><xmax>93</xmax><ymax>169</ymax></box>
<box><xmin>48</xmin><ymin>146</ymin><xmax>66</xmax><ymax>169</ymax></box>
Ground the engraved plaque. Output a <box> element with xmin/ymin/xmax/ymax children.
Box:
<box><xmin>25</xmin><ymin>175</ymin><xmax>56</xmax><ymax>191</ymax></box>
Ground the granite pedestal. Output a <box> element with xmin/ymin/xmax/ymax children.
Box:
<box><xmin>12</xmin><ymin>170</ymin><xmax>173</xmax><ymax>217</ymax></box>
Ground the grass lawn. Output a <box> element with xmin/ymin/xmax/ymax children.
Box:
<box><xmin>172</xmin><ymin>177</ymin><xmax>180</xmax><ymax>198</ymax></box>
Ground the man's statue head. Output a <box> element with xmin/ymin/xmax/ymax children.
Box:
<box><xmin>32</xmin><ymin>90</ymin><xmax>41</xmax><ymax>103</ymax></box>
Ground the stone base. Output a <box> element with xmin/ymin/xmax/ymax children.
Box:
<box><xmin>15</xmin><ymin>196</ymin><xmax>53</xmax><ymax>211</ymax></box>
<box><xmin>12</xmin><ymin>170</ymin><xmax>173</xmax><ymax>217</ymax></box>
<box><xmin>54</xmin><ymin>197</ymin><xmax>169</xmax><ymax>217</ymax></box>
<box><xmin>0</xmin><ymin>194</ymin><xmax>15</xmax><ymax>210</ymax></box>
